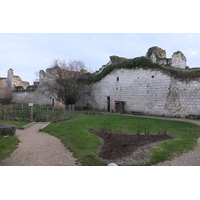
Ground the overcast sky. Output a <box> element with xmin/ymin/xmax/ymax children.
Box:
<box><xmin>1</xmin><ymin>33</ymin><xmax>200</xmax><ymax>84</ymax></box>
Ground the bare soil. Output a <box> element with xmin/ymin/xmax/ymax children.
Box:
<box><xmin>90</xmin><ymin>130</ymin><xmax>173</xmax><ymax>165</ymax></box>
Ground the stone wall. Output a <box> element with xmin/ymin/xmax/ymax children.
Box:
<box><xmin>0</xmin><ymin>69</ymin><xmax>30</xmax><ymax>90</ymax></box>
<box><xmin>0</xmin><ymin>78</ymin><xmax>7</xmax><ymax>88</ymax></box>
<box><xmin>12</xmin><ymin>90</ymin><xmax>53</xmax><ymax>105</ymax></box>
<box><xmin>171</xmin><ymin>51</ymin><xmax>187</xmax><ymax>69</ymax></box>
<box><xmin>13</xmin><ymin>76</ymin><xmax>29</xmax><ymax>89</ymax></box>
<box><xmin>147</xmin><ymin>46</ymin><xmax>187</xmax><ymax>69</ymax></box>
<box><xmin>79</xmin><ymin>68</ymin><xmax>200</xmax><ymax>117</ymax></box>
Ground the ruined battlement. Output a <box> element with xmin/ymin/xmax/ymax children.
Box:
<box><xmin>0</xmin><ymin>69</ymin><xmax>30</xmax><ymax>90</ymax></box>
<box><xmin>146</xmin><ymin>46</ymin><xmax>187</xmax><ymax>69</ymax></box>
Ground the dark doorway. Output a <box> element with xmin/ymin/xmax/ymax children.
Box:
<box><xmin>107</xmin><ymin>97</ymin><xmax>110</xmax><ymax>112</ymax></box>
<box><xmin>114</xmin><ymin>101</ymin><xmax>125</xmax><ymax>114</ymax></box>
<box><xmin>52</xmin><ymin>97</ymin><xmax>55</xmax><ymax>106</ymax></box>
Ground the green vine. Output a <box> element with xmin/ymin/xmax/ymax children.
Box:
<box><xmin>87</xmin><ymin>56</ymin><xmax>200</xmax><ymax>83</ymax></box>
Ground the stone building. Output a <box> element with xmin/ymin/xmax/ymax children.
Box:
<box><xmin>10</xmin><ymin>46</ymin><xmax>200</xmax><ymax>118</ymax></box>
<box><xmin>146</xmin><ymin>46</ymin><xmax>187</xmax><ymax>69</ymax></box>
<box><xmin>0</xmin><ymin>69</ymin><xmax>29</xmax><ymax>90</ymax></box>
<box><xmin>76</xmin><ymin>47</ymin><xmax>200</xmax><ymax>117</ymax></box>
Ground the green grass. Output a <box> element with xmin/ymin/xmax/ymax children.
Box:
<box><xmin>42</xmin><ymin>112</ymin><xmax>200</xmax><ymax>166</ymax></box>
<box><xmin>0</xmin><ymin>136</ymin><xmax>20</xmax><ymax>161</ymax></box>
<box><xmin>0</xmin><ymin>120</ymin><xmax>28</xmax><ymax>162</ymax></box>
<box><xmin>0</xmin><ymin>120</ymin><xmax>28</xmax><ymax>129</ymax></box>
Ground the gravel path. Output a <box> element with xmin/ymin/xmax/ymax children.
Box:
<box><xmin>131</xmin><ymin>115</ymin><xmax>200</xmax><ymax>166</ymax></box>
<box><xmin>155</xmin><ymin>137</ymin><xmax>200</xmax><ymax>166</ymax></box>
<box><xmin>0</xmin><ymin>122</ymin><xmax>77</xmax><ymax>166</ymax></box>
<box><xmin>154</xmin><ymin>118</ymin><xmax>200</xmax><ymax>166</ymax></box>
<box><xmin>1</xmin><ymin>115</ymin><xmax>200</xmax><ymax>166</ymax></box>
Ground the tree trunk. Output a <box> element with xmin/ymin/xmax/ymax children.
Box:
<box><xmin>68</xmin><ymin>105</ymin><xmax>72</xmax><ymax>117</ymax></box>
<box><xmin>72</xmin><ymin>104</ymin><xmax>75</xmax><ymax>117</ymax></box>
<box><xmin>63</xmin><ymin>104</ymin><xmax>66</xmax><ymax>115</ymax></box>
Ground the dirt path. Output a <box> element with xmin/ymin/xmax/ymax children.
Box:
<box><xmin>0</xmin><ymin>122</ymin><xmax>77</xmax><ymax>166</ymax></box>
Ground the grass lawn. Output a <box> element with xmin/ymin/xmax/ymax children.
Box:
<box><xmin>0</xmin><ymin>120</ymin><xmax>28</xmax><ymax>162</ymax></box>
<box><xmin>42</xmin><ymin>112</ymin><xmax>200</xmax><ymax>166</ymax></box>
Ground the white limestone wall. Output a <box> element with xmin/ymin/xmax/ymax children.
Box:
<box><xmin>12</xmin><ymin>91</ymin><xmax>53</xmax><ymax>105</ymax></box>
<box><xmin>171</xmin><ymin>53</ymin><xmax>186</xmax><ymax>69</ymax></box>
<box><xmin>13</xmin><ymin>76</ymin><xmax>29</xmax><ymax>89</ymax></box>
<box><xmin>90</xmin><ymin>68</ymin><xmax>200</xmax><ymax>117</ymax></box>
<box><xmin>150</xmin><ymin>53</ymin><xmax>157</xmax><ymax>63</ymax></box>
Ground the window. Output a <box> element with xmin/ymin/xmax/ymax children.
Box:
<box><xmin>117</xmin><ymin>77</ymin><xmax>119</xmax><ymax>81</ymax></box>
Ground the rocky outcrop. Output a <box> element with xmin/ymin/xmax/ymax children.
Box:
<box><xmin>0</xmin><ymin>123</ymin><xmax>16</xmax><ymax>136</ymax></box>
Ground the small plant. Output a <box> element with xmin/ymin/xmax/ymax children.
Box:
<box><xmin>157</xmin><ymin>126</ymin><xmax>162</xmax><ymax>135</ymax></box>
<box><xmin>85</xmin><ymin>111</ymin><xmax>88</xmax><ymax>115</ymax></box>
<box><xmin>144</xmin><ymin>124</ymin><xmax>150</xmax><ymax>135</ymax></box>
<box><xmin>157</xmin><ymin>125</ymin><xmax>169</xmax><ymax>135</ymax></box>
<box><xmin>100</xmin><ymin>121</ymin><xmax>112</xmax><ymax>133</ymax></box>
<box><xmin>162</xmin><ymin>125</ymin><xmax>169</xmax><ymax>135</ymax></box>
<box><xmin>136</xmin><ymin>123</ymin><xmax>143</xmax><ymax>135</ymax></box>
<box><xmin>120</xmin><ymin>121</ymin><xmax>128</xmax><ymax>133</ymax></box>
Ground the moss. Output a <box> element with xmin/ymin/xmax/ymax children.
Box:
<box><xmin>146</xmin><ymin>46</ymin><xmax>166</xmax><ymax>59</ymax></box>
<box><xmin>172</xmin><ymin>51</ymin><xmax>186</xmax><ymax>60</ymax></box>
<box><xmin>88</xmin><ymin>56</ymin><xmax>200</xmax><ymax>83</ymax></box>
<box><xmin>110</xmin><ymin>55</ymin><xmax>127</xmax><ymax>63</ymax></box>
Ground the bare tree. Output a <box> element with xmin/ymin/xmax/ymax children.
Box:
<box><xmin>39</xmin><ymin>60</ymin><xmax>91</xmax><ymax>114</ymax></box>
<box><xmin>0</xmin><ymin>86</ymin><xmax>13</xmax><ymax>104</ymax></box>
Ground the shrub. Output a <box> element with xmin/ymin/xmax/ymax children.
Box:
<box><xmin>0</xmin><ymin>123</ymin><xmax>16</xmax><ymax>136</ymax></box>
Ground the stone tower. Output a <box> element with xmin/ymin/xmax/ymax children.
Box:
<box><xmin>39</xmin><ymin>70</ymin><xmax>45</xmax><ymax>81</ymax></box>
<box><xmin>146</xmin><ymin>46</ymin><xmax>166</xmax><ymax>63</ymax></box>
<box><xmin>7</xmin><ymin>68</ymin><xmax>13</xmax><ymax>89</ymax></box>
<box><xmin>171</xmin><ymin>51</ymin><xmax>187</xmax><ymax>69</ymax></box>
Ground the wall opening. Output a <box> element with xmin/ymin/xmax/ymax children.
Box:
<box><xmin>114</xmin><ymin>101</ymin><xmax>125</xmax><ymax>114</ymax></box>
<box><xmin>107</xmin><ymin>96</ymin><xmax>110</xmax><ymax>112</ymax></box>
<box><xmin>51</xmin><ymin>97</ymin><xmax>55</xmax><ymax>106</ymax></box>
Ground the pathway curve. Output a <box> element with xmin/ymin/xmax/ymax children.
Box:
<box><xmin>0</xmin><ymin>122</ymin><xmax>77</xmax><ymax>166</ymax></box>
<box><xmin>130</xmin><ymin>114</ymin><xmax>200</xmax><ymax>166</ymax></box>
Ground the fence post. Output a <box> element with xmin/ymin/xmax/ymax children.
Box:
<box><xmin>29</xmin><ymin>103</ymin><xmax>33</xmax><ymax>122</ymax></box>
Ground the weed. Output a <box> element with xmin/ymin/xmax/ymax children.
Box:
<box><xmin>100</xmin><ymin>120</ymin><xmax>112</xmax><ymax>133</ymax></box>
<box><xmin>144</xmin><ymin>124</ymin><xmax>150</xmax><ymax>135</ymax></box>
<box><xmin>136</xmin><ymin>123</ymin><xmax>143</xmax><ymax>135</ymax></box>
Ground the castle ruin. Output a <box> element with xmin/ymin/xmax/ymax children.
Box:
<box><xmin>146</xmin><ymin>46</ymin><xmax>187</xmax><ymax>69</ymax></box>
<box><xmin>0</xmin><ymin>69</ymin><xmax>29</xmax><ymax>90</ymax></box>
<box><xmin>5</xmin><ymin>46</ymin><xmax>200</xmax><ymax>118</ymax></box>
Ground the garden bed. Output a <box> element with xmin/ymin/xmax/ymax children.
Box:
<box><xmin>90</xmin><ymin>130</ymin><xmax>174</xmax><ymax>165</ymax></box>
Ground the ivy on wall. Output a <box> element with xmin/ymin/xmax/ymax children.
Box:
<box><xmin>87</xmin><ymin>56</ymin><xmax>200</xmax><ymax>83</ymax></box>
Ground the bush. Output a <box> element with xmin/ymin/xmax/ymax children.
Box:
<box><xmin>0</xmin><ymin>123</ymin><xmax>16</xmax><ymax>136</ymax></box>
